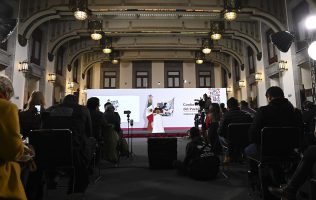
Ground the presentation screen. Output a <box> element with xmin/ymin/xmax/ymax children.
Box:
<box><xmin>87</xmin><ymin>88</ymin><xmax>227</xmax><ymax>129</ymax></box>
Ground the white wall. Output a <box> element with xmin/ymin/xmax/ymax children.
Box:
<box><xmin>183</xmin><ymin>62</ymin><xmax>196</xmax><ymax>88</ymax></box>
<box><xmin>152</xmin><ymin>61</ymin><xmax>164</xmax><ymax>88</ymax></box>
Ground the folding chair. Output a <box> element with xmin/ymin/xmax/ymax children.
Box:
<box><xmin>248</xmin><ymin>127</ymin><xmax>301</xmax><ymax>200</ymax></box>
<box><xmin>29</xmin><ymin>129</ymin><xmax>75</xmax><ymax>193</ymax></box>
<box><xmin>227</xmin><ymin>123</ymin><xmax>252</xmax><ymax>162</ymax></box>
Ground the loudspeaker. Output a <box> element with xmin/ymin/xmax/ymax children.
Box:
<box><xmin>271</xmin><ymin>31</ymin><xmax>295</xmax><ymax>53</ymax></box>
<box><xmin>147</xmin><ymin>138</ymin><xmax>177</xmax><ymax>169</ymax></box>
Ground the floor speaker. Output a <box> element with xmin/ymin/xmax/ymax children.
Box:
<box><xmin>147</xmin><ymin>138</ymin><xmax>177</xmax><ymax>169</ymax></box>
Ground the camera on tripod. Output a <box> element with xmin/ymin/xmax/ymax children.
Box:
<box><xmin>124</xmin><ymin>110</ymin><xmax>131</xmax><ymax>114</ymax></box>
<box><xmin>194</xmin><ymin>99</ymin><xmax>205</xmax><ymax>109</ymax></box>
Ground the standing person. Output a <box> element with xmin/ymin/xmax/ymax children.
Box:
<box><xmin>206</xmin><ymin>103</ymin><xmax>222</xmax><ymax>154</ymax></box>
<box><xmin>104</xmin><ymin>102</ymin><xmax>122</xmax><ymax>135</ymax></box>
<box><xmin>0</xmin><ymin>75</ymin><xmax>30</xmax><ymax>200</ymax></box>
<box><xmin>152</xmin><ymin>107</ymin><xmax>165</xmax><ymax>133</ymax></box>
<box><xmin>240</xmin><ymin>100</ymin><xmax>256</xmax><ymax>118</ymax></box>
<box><xmin>19</xmin><ymin>91</ymin><xmax>45</xmax><ymax>138</ymax></box>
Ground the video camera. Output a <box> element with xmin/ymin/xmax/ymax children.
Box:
<box><xmin>124</xmin><ymin>110</ymin><xmax>131</xmax><ymax>114</ymax></box>
<box><xmin>194</xmin><ymin>99</ymin><xmax>205</xmax><ymax>108</ymax></box>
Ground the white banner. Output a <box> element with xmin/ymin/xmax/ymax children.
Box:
<box><xmin>87</xmin><ymin>88</ymin><xmax>227</xmax><ymax>129</ymax></box>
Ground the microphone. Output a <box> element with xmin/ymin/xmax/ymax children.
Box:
<box><xmin>130</xmin><ymin>119</ymin><xmax>134</xmax><ymax>126</ymax></box>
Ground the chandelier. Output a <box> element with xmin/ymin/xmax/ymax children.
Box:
<box><xmin>195</xmin><ymin>51</ymin><xmax>205</xmax><ymax>64</ymax></box>
<box><xmin>110</xmin><ymin>51</ymin><xmax>120</xmax><ymax>64</ymax></box>
<box><xmin>69</xmin><ymin>0</ymin><xmax>90</xmax><ymax>21</ymax></box>
<box><xmin>223</xmin><ymin>0</ymin><xmax>241</xmax><ymax>21</ymax></box>
<box><xmin>210</xmin><ymin>21</ymin><xmax>224</xmax><ymax>40</ymax></box>
<box><xmin>101</xmin><ymin>37</ymin><xmax>112</xmax><ymax>54</ymax></box>
<box><xmin>88</xmin><ymin>20</ymin><xmax>103</xmax><ymax>40</ymax></box>
<box><xmin>202</xmin><ymin>39</ymin><xmax>213</xmax><ymax>54</ymax></box>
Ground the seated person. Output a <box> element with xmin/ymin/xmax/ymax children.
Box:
<box><xmin>104</xmin><ymin>103</ymin><xmax>122</xmax><ymax>136</ymax></box>
<box><xmin>217</xmin><ymin>97</ymin><xmax>253</xmax><ymax>162</ymax></box>
<box><xmin>174</xmin><ymin>127</ymin><xmax>219</xmax><ymax>179</ymax></box>
<box><xmin>44</xmin><ymin>95</ymin><xmax>92</xmax><ymax>196</ymax></box>
<box><xmin>246</xmin><ymin>86</ymin><xmax>303</xmax><ymax>158</ymax></box>
<box><xmin>269</xmin><ymin>145</ymin><xmax>316</xmax><ymax>200</ymax></box>
<box><xmin>174</xmin><ymin>127</ymin><xmax>205</xmax><ymax>174</ymax></box>
<box><xmin>152</xmin><ymin>107</ymin><xmax>165</xmax><ymax>133</ymax></box>
<box><xmin>240</xmin><ymin>100</ymin><xmax>256</xmax><ymax>118</ymax></box>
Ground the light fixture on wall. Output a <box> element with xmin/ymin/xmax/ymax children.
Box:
<box><xmin>88</xmin><ymin>20</ymin><xmax>103</xmax><ymax>40</ymax></box>
<box><xmin>101</xmin><ymin>37</ymin><xmax>112</xmax><ymax>54</ymax></box>
<box><xmin>308</xmin><ymin>41</ymin><xmax>316</xmax><ymax>60</ymax></box>
<box><xmin>210</xmin><ymin>21</ymin><xmax>224</xmax><ymax>40</ymax></box>
<box><xmin>81</xmin><ymin>86</ymin><xmax>87</xmax><ymax>94</ymax></box>
<box><xmin>195</xmin><ymin>51</ymin><xmax>204</xmax><ymax>64</ymax></box>
<box><xmin>238</xmin><ymin>80</ymin><xmax>245</xmax><ymax>87</ymax></box>
<box><xmin>18</xmin><ymin>60</ymin><xmax>30</xmax><ymax>73</ymax></box>
<box><xmin>226</xmin><ymin>87</ymin><xmax>232</xmax><ymax>92</ymax></box>
<box><xmin>48</xmin><ymin>73</ymin><xmax>56</xmax><ymax>83</ymax></box>
<box><xmin>68</xmin><ymin>81</ymin><xmax>75</xmax><ymax>90</ymax></box>
<box><xmin>110</xmin><ymin>51</ymin><xmax>120</xmax><ymax>64</ymax></box>
<box><xmin>202</xmin><ymin>38</ymin><xmax>213</xmax><ymax>54</ymax></box>
<box><xmin>305</xmin><ymin>15</ymin><xmax>316</xmax><ymax>30</ymax></box>
<box><xmin>278</xmin><ymin>60</ymin><xmax>288</xmax><ymax>71</ymax></box>
<box><xmin>223</xmin><ymin>0</ymin><xmax>241</xmax><ymax>21</ymax></box>
<box><xmin>254</xmin><ymin>72</ymin><xmax>262</xmax><ymax>81</ymax></box>
<box><xmin>70</xmin><ymin>0</ymin><xmax>90</xmax><ymax>21</ymax></box>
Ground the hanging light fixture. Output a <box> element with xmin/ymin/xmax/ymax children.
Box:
<box><xmin>110</xmin><ymin>51</ymin><xmax>120</xmax><ymax>64</ymax></box>
<box><xmin>69</xmin><ymin>0</ymin><xmax>90</xmax><ymax>21</ymax></box>
<box><xmin>101</xmin><ymin>37</ymin><xmax>112</xmax><ymax>54</ymax></box>
<box><xmin>210</xmin><ymin>21</ymin><xmax>224</xmax><ymax>40</ymax></box>
<box><xmin>195</xmin><ymin>51</ymin><xmax>205</xmax><ymax>64</ymax></box>
<box><xmin>223</xmin><ymin>0</ymin><xmax>241</xmax><ymax>21</ymax></box>
<box><xmin>88</xmin><ymin>20</ymin><xmax>103</xmax><ymax>40</ymax></box>
<box><xmin>202</xmin><ymin>38</ymin><xmax>213</xmax><ymax>54</ymax></box>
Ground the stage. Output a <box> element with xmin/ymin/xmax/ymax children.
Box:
<box><xmin>122</xmin><ymin>127</ymin><xmax>190</xmax><ymax>138</ymax></box>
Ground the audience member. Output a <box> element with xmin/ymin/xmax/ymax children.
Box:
<box><xmin>19</xmin><ymin>91</ymin><xmax>45</xmax><ymax>138</ymax></box>
<box><xmin>220</xmin><ymin>103</ymin><xmax>227</xmax><ymax>116</ymax></box>
<box><xmin>174</xmin><ymin>127</ymin><xmax>205</xmax><ymax>174</ymax></box>
<box><xmin>45</xmin><ymin>95</ymin><xmax>92</xmax><ymax>196</ymax></box>
<box><xmin>0</xmin><ymin>75</ymin><xmax>30</xmax><ymax>200</ymax></box>
<box><xmin>240</xmin><ymin>100</ymin><xmax>256</xmax><ymax>118</ymax></box>
<box><xmin>269</xmin><ymin>145</ymin><xmax>316</xmax><ymax>200</ymax></box>
<box><xmin>104</xmin><ymin>103</ymin><xmax>122</xmax><ymax>135</ymax></box>
<box><xmin>245</xmin><ymin>86</ymin><xmax>303</xmax><ymax>157</ymax></box>
<box><xmin>87</xmin><ymin>97</ymin><xmax>107</xmax><ymax>141</ymax></box>
<box><xmin>206</xmin><ymin>103</ymin><xmax>222</xmax><ymax>154</ymax></box>
<box><xmin>218</xmin><ymin>97</ymin><xmax>253</xmax><ymax>162</ymax></box>
<box><xmin>302</xmin><ymin>101</ymin><xmax>316</xmax><ymax>146</ymax></box>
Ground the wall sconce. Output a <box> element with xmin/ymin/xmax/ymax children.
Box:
<box><xmin>223</xmin><ymin>0</ymin><xmax>241</xmax><ymax>21</ymax></box>
<box><xmin>238</xmin><ymin>80</ymin><xmax>245</xmax><ymax>87</ymax></box>
<box><xmin>254</xmin><ymin>72</ymin><xmax>262</xmax><ymax>81</ymax></box>
<box><xmin>70</xmin><ymin>0</ymin><xmax>90</xmax><ymax>21</ymax></box>
<box><xmin>226</xmin><ymin>87</ymin><xmax>232</xmax><ymax>93</ymax></box>
<box><xmin>195</xmin><ymin>51</ymin><xmax>205</xmax><ymax>64</ymax></box>
<box><xmin>81</xmin><ymin>86</ymin><xmax>87</xmax><ymax>94</ymax></box>
<box><xmin>210</xmin><ymin>21</ymin><xmax>224</xmax><ymax>40</ymax></box>
<box><xmin>18</xmin><ymin>61</ymin><xmax>30</xmax><ymax>73</ymax></box>
<box><xmin>202</xmin><ymin>38</ymin><xmax>213</xmax><ymax>54</ymax></box>
<box><xmin>278</xmin><ymin>60</ymin><xmax>288</xmax><ymax>71</ymax></box>
<box><xmin>88</xmin><ymin>20</ymin><xmax>103</xmax><ymax>40</ymax></box>
<box><xmin>68</xmin><ymin>81</ymin><xmax>74</xmax><ymax>90</ymax></box>
<box><xmin>101</xmin><ymin>37</ymin><xmax>112</xmax><ymax>54</ymax></box>
<box><xmin>48</xmin><ymin>73</ymin><xmax>56</xmax><ymax>83</ymax></box>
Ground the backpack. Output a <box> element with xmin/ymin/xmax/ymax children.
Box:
<box><xmin>188</xmin><ymin>142</ymin><xmax>220</xmax><ymax>180</ymax></box>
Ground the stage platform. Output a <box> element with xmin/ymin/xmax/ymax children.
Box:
<box><xmin>122</xmin><ymin>127</ymin><xmax>190</xmax><ymax>138</ymax></box>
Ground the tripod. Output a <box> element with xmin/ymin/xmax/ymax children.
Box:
<box><xmin>126</xmin><ymin>114</ymin><xmax>135</xmax><ymax>159</ymax></box>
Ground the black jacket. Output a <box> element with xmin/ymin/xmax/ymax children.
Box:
<box><xmin>217</xmin><ymin>108</ymin><xmax>253</xmax><ymax>139</ymax></box>
<box><xmin>248</xmin><ymin>98</ymin><xmax>303</xmax><ymax>144</ymax></box>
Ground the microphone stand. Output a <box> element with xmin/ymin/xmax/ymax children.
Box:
<box><xmin>129</xmin><ymin>119</ymin><xmax>135</xmax><ymax>160</ymax></box>
<box><xmin>126</xmin><ymin>113</ymin><xmax>130</xmax><ymax>155</ymax></box>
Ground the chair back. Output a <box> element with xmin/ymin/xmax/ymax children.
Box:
<box><xmin>29</xmin><ymin>129</ymin><xmax>73</xmax><ymax>169</ymax></box>
<box><xmin>260</xmin><ymin>127</ymin><xmax>300</xmax><ymax>159</ymax></box>
<box><xmin>227</xmin><ymin>123</ymin><xmax>252</xmax><ymax>149</ymax></box>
